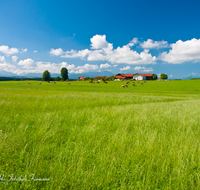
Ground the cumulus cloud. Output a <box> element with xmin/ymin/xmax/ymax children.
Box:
<box><xmin>128</xmin><ymin>38</ymin><xmax>139</xmax><ymax>47</ymax></box>
<box><xmin>61</xmin><ymin>49</ymin><xmax>90</xmax><ymax>59</ymax></box>
<box><xmin>33</xmin><ymin>50</ymin><xmax>37</xmax><ymax>53</ymax></box>
<box><xmin>0</xmin><ymin>56</ymin><xmax>5</xmax><ymax>62</ymax></box>
<box><xmin>160</xmin><ymin>38</ymin><xmax>200</xmax><ymax>64</ymax></box>
<box><xmin>134</xmin><ymin>66</ymin><xmax>153</xmax><ymax>72</ymax></box>
<box><xmin>49</xmin><ymin>35</ymin><xmax>156</xmax><ymax>65</ymax></box>
<box><xmin>76</xmin><ymin>63</ymin><xmax>98</xmax><ymax>71</ymax></box>
<box><xmin>141</xmin><ymin>39</ymin><xmax>169</xmax><ymax>49</ymax></box>
<box><xmin>113</xmin><ymin>64</ymin><xmax>118</xmax><ymax>67</ymax></box>
<box><xmin>18</xmin><ymin>58</ymin><xmax>35</xmax><ymax>69</ymax></box>
<box><xmin>100</xmin><ymin>63</ymin><xmax>111</xmax><ymax>68</ymax></box>
<box><xmin>12</xmin><ymin>56</ymin><xmax>18</xmax><ymax>63</ymax></box>
<box><xmin>21</xmin><ymin>48</ymin><xmax>27</xmax><ymax>52</ymax></box>
<box><xmin>170</xmin><ymin>75</ymin><xmax>173</xmax><ymax>78</ymax></box>
<box><xmin>0</xmin><ymin>45</ymin><xmax>19</xmax><ymax>55</ymax></box>
<box><xmin>90</xmin><ymin>34</ymin><xmax>108</xmax><ymax>49</ymax></box>
<box><xmin>120</xmin><ymin>66</ymin><xmax>131</xmax><ymax>71</ymax></box>
<box><xmin>49</xmin><ymin>48</ymin><xmax>63</xmax><ymax>56</ymax></box>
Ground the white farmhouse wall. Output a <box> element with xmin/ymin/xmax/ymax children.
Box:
<box><xmin>133</xmin><ymin>75</ymin><xmax>146</xmax><ymax>80</ymax></box>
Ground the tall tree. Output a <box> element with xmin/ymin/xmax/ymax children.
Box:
<box><xmin>160</xmin><ymin>73</ymin><xmax>168</xmax><ymax>80</ymax></box>
<box><xmin>42</xmin><ymin>70</ymin><xmax>51</xmax><ymax>81</ymax></box>
<box><xmin>61</xmin><ymin>67</ymin><xmax>68</xmax><ymax>80</ymax></box>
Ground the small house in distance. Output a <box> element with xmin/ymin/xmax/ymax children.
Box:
<box><xmin>133</xmin><ymin>73</ymin><xmax>154</xmax><ymax>80</ymax></box>
<box><xmin>114</xmin><ymin>73</ymin><xmax>134</xmax><ymax>80</ymax></box>
<box><xmin>78</xmin><ymin>77</ymin><xmax>85</xmax><ymax>81</ymax></box>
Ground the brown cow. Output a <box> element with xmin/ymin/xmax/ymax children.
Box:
<box><xmin>133</xmin><ymin>83</ymin><xmax>135</xmax><ymax>86</ymax></box>
<box><xmin>121</xmin><ymin>85</ymin><xmax>125</xmax><ymax>88</ymax></box>
<box><xmin>68</xmin><ymin>83</ymin><xmax>70</xmax><ymax>85</ymax></box>
<box><xmin>38</xmin><ymin>82</ymin><xmax>41</xmax><ymax>85</ymax></box>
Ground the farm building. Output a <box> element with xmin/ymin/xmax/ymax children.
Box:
<box><xmin>114</xmin><ymin>73</ymin><xmax>134</xmax><ymax>80</ymax></box>
<box><xmin>133</xmin><ymin>73</ymin><xmax>154</xmax><ymax>80</ymax></box>
<box><xmin>78</xmin><ymin>77</ymin><xmax>86</xmax><ymax>81</ymax></box>
<box><xmin>115</xmin><ymin>73</ymin><xmax>154</xmax><ymax>80</ymax></box>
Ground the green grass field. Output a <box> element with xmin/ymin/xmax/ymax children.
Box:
<box><xmin>1</xmin><ymin>80</ymin><xmax>200</xmax><ymax>189</ymax></box>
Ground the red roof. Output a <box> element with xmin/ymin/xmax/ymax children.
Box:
<box><xmin>79</xmin><ymin>77</ymin><xmax>85</xmax><ymax>79</ymax></box>
<box><xmin>115</xmin><ymin>75</ymin><xmax>126</xmax><ymax>79</ymax></box>
<box><xmin>137</xmin><ymin>73</ymin><xmax>153</xmax><ymax>76</ymax></box>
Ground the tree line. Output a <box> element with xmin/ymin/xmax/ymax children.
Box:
<box><xmin>42</xmin><ymin>67</ymin><xmax>68</xmax><ymax>81</ymax></box>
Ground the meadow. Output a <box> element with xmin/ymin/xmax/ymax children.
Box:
<box><xmin>1</xmin><ymin>80</ymin><xmax>200</xmax><ymax>189</ymax></box>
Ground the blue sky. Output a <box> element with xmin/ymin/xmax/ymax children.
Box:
<box><xmin>0</xmin><ymin>0</ymin><xmax>200</xmax><ymax>78</ymax></box>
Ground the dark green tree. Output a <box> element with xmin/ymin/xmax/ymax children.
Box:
<box><xmin>61</xmin><ymin>67</ymin><xmax>68</xmax><ymax>81</ymax></box>
<box><xmin>160</xmin><ymin>73</ymin><xmax>168</xmax><ymax>80</ymax></box>
<box><xmin>55</xmin><ymin>76</ymin><xmax>61</xmax><ymax>81</ymax></box>
<box><xmin>152</xmin><ymin>74</ymin><xmax>157</xmax><ymax>80</ymax></box>
<box><xmin>42</xmin><ymin>70</ymin><xmax>51</xmax><ymax>81</ymax></box>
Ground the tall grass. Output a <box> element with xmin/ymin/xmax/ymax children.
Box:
<box><xmin>0</xmin><ymin>81</ymin><xmax>200</xmax><ymax>189</ymax></box>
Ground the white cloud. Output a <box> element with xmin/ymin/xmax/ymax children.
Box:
<box><xmin>50</xmin><ymin>35</ymin><xmax>156</xmax><ymax>65</ymax></box>
<box><xmin>120</xmin><ymin>66</ymin><xmax>131</xmax><ymax>71</ymax></box>
<box><xmin>170</xmin><ymin>75</ymin><xmax>173</xmax><ymax>78</ymax></box>
<box><xmin>128</xmin><ymin>38</ymin><xmax>139</xmax><ymax>47</ymax></box>
<box><xmin>61</xmin><ymin>49</ymin><xmax>90</xmax><ymax>59</ymax></box>
<box><xmin>12</xmin><ymin>56</ymin><xmax>18</xmax><ymax>63</ymax></box>
<box><xmin>0</xmin><ymin>56</ymin><xmax>5</xmax><ymax>62</ymax></box>
<box><xmin>160</xmin><ymin>38</ymin><xmax>200</xmax><ymax>64</ymax></box>
<box><xmin>100</xmin><ymin>63</ymin><xmax>111</xmax><ymax>69</ymax></box>
<box><xmin>90</xmin><ymin>34</ymin><xmax>108</xmax><ymax>49</ymax></box>
<box><xmin>76</xmin><ymin>63</ymin><xmax>98</xmax><ymax>71</ymax></box>
<box><xmin>113</xmin><ymin>64</ymin><xmax>118</xmax><ymax>67</ymax></box>
<box><xmin>133</xmin><ymin>66</ymin><xmax>153</xmax><ymax>72</ymax></box>
<box><xmin>0</xmin><ymin>45</ymin><xmax>19</xmax><ymax>55</ymax></box>
<box><xmin>18</xmin><ymin>58</ymin><xmax>35</xmax><ymax>69</ymax></box>
<box><xmin>21</xmin><ymin>48</ymin><xmax>27</xmax><ymax>52</ymax></box>
<box><xmin>192</xmin><ymin>72</ymin><xmax>196</xmax><ymax>75</ymax></box>
<box><xmin>49</xmin><ymin>48</ymin><xmax>63</xmax><ymax>56</ymax></box>
<box><xmin>141</xmin><ymin>39</ymin><xmax>169</xmax><ymax>49</ymax></box>
<box><xmin>33</xmin><ymin>50</ymin><xmax>37</xmax><ymax>53</ymax></box>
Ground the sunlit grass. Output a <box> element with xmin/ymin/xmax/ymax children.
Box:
<box><xmin>1</xmin><ymin>80</ymin><xmax>200</xmax><ymax>189</ymax></box>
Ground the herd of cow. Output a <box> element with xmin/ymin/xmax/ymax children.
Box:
<box><xmin>27</xmin><ymin>80</ymin><xmax>146</xmax><ymax>87</ymax></box>
<box><xmin>121</xmin><ymin>80</ymin><xmax>146</xmax><ymax>88</ymax></box>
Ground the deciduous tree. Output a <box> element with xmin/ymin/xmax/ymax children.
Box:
<box><xmin>61</xmin><ymin>67</ymin><xmax>68</xmax><ymax>81</ymax></box>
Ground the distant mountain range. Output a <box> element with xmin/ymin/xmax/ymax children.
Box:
<box><xmin>183</xmin><ymin>75</ymin><xmax>200</xmax><ymax>80</ymax></box>
<box><xmin>0</xmin><ymin>70</ymin><xmax>115</xmax><ymax>79</ymax></box>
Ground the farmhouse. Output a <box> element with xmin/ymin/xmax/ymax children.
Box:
<box><xmin>133</xmin><ymin>73</ymin><xmax>154</xmax><ymax>80</ymax></box>
<box><xmin>114</xmin><ymin>73</ymin><xmax>134</xmax><ymax>80</ymax></box>
<box><xmin>78</xmin><ymin>77</ymin><xmax>85</xmax><ymax>81</ymax></box>
<box><xmin>115</xmin><ymin>73</ymin><xmax>154</xmax><ymax>80</ymax></box>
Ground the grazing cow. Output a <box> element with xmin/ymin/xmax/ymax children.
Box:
<box><xmin>54</xmin><ymin>82</ymin><xmax>56</xmax><ymax>84</ymax></box>
<box><xmin>50</xmin><ymin>81</ymin><xmax>52</xmax><ymax>83</ymax></box>
<box><xmin>133</xmin><ymin>83</ymin><xmax>135</xmax><ymax>86</ymax></box>
<box><xmin>141</xmin><ymin>83</ymin><xmax>143</xmax><ymax>85</ymax></box>
<box><xmin>126</xmin><ymin>81</ymin><xmax>129</xmax><ymax>84</ymax></box>
<box><xmin>103</xmin><ymin>81</ymin><xmax>107</xmax><ymax>83</ymax></box>
<box><xmin>144</xmin><ymin>81</ymin><xmax>146</xmax><ymax>83</ymax></box>
<box><xmin>68</xmin><ymin>83</ymin><xmax>70</xmax><ymax>85</ymax></box>
<box><xmin>97</xmin><ymin>82</ymin><xmax>99</xmax><ymax>83</ymax></box>
<box><xmin>125</xmin><ymin>85</ymin><xmax>128</xmax><ymax>88</ymax></box>
<box><xmin>38</xmin><ymin>82</ymin><xmax>41</xmax><ymax>85</ymax></box>
<box><xmin>121</xmin><ymin>85</ymin><xmax>125</xmax><ymax>88</ymax></box>
<box><xmin>28</xmin><ymin>82</ymin><xmax>30</xmax><ymax>84</ymax></box>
